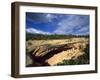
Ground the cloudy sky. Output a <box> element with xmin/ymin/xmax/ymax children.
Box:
<box><xmin>26</xmin><ymin>12</ymin><xmax>89</xmax><ymax>35</ymax></box>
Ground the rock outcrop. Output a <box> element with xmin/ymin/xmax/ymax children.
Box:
<box><xmin>26</xmin><ymin>39</ymin><xmax>89</xmax><ymax>66</ymax></box>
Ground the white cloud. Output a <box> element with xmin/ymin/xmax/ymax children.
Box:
<box><xmin>45</xmin><ymin>14</ymin><xmax>57</xmax><ymax>22</ymax></box>
<box><xmin>77</xmin><ymin>26</ymin><xmax>89</xmax><ymax>32</ymax></box>
<box><xmin>54</xmin><ymin>15</ymin><xmax>89</xmax><ymax>35</ymax></box>
<box><xmin>26</xmin><ymin>28</ymin><xmax>51</xmax><ymax>35</ymax></box>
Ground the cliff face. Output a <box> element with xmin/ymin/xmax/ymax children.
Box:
<box><xmin>26</xmin><ymin>38</ymin><xmax>89</xmax><ymax>67</ymax></box>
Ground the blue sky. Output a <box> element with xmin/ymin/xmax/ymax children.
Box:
<box><xmin>26</xmin><ymin>12</ymin><xmax>89</xmax><ymax>35</ymax></box>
